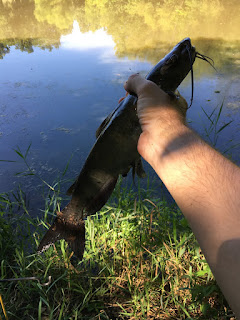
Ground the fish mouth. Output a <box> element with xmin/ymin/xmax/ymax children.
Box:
<box><xmin>164</xmin><ymin>37</ymin><xmax>196</xmax><ymax>70</ymax></box>
<box><xmin>180</xmin><ymin>38</ymin><xmax>196</xmax><ymax>65</ymax></box>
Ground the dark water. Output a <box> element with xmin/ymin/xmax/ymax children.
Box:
<box><xmin>0</xmin><ymin>0</ymin><xmax>240</xmax><ymax>213</ymax></box>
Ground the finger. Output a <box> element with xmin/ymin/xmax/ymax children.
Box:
<box><xmin>124</xmin><ymin>73</ymin><xmax>167</xmax><ymax>102</ymax></box>
<box><xmin>118</xmin><ymin>92</ymin><xmax>128</xmax><ymax>104</ymax></box>
<box><xmin>124</xmin><ymin>74</ymin><xmax>149</xmax><ymax>96</ymax></box>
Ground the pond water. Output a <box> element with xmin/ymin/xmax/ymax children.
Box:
<box><xmin>0</xmin><ymin>0</ymin><xmax>240</xmax><ymax>213</ymax></box>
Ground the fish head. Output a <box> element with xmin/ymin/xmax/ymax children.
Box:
<box><xmin>147</xmin><ymin>37</ymin><xmax>196</xmax><ymax>92</ymax></box>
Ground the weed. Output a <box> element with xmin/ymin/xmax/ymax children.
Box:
<box><xmin>201</xmin><ymin>99</ymin><xmax>240</xmax><ymax>155</ymax></box>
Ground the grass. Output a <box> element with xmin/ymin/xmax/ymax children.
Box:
<box><xmin>201</xmin><ymin>100</ymin><xmax>240</xmax><ymax>154</ymax></box>
<box><xmin>0</xmin><ymin>179</ymin><xmax>235</xmax><ymax>319</ymax></box>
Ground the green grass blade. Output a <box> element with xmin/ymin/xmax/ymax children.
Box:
<box><xmin>216</xmin><ymin>120</ymin><xmax>233</xmax><ymax>134</ymax></box>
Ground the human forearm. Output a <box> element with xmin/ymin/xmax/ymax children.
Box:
<box><xmin>146</xmin><ymin>123</ymin><xmax>240</xmax><ymax>317</ymax></box>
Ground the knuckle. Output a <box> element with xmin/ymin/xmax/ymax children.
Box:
<box><xmin>129</xmin><ymin>73</ymin><xmax>139</xmax><ymax>80</ymax></box>
<box><xmin>140</xmin><ymin>80</ymin><xmax>157</xmax><ymax>94</ymax></box>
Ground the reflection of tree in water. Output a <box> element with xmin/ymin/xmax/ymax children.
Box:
<box><xmin>0</xmin><ymin>43</ymin><xmax>10</xmax><ymax>59</ymax></box>
<box><xmin>34</xmin><ymin>0</ymin><xmax>85</xmax><ymax>31</ymax></box>
<box><xmin>193</xmin><ymin>39</ymin><xmax>240</xmax><ymax>75</ymax></box>
<box><xmin>15</xmin><ymin>39</ymin><xmax>34</xmax><ymax>53</ymax></box>
<box><xmin>0</xmin><ymin>38</ymin><xmax>59</xmax><ymax>58</ymax></box>
<box><xmin>0</xmin><ymin>0</ymin><xmax>62</xmax><ymax>56</ymax></box>
<box><xmin>0</xmin><ymin>0</ymin><xmax>240</xmax><ymax>72</ymax></box>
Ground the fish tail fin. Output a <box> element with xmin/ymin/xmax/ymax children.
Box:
<box><xmin>37</xmin><ymin>216</ymin><xmax>85</xmax><ymax>260</ymax></box>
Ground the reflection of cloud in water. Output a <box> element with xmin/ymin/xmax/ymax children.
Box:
<box><xmin>60</xmin><ymin>21</ymin><xmax>115</xmax><ymax>50</ymax></box>
<box><xmin>226</xmin><ymin>77</ymin><xmax>240</xmax><ymax>112</ymax></box>
<box><xmin>227</xmin><ymin>102</ymin><xmax>240</xmax><ymax>112</ymax></box>
<box><xmin>53</xmin><ymin>127</ymin><xmax>72</xmax><ymax>134</ymax></box>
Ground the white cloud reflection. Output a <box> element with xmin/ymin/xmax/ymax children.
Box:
<box><xmin>60</xmin><ymin>21</ymin><xmax>115</xmax><ymax>50</ymax></box>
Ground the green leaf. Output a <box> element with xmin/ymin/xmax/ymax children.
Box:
<box><xmin>216</xmin><ymin>120</ymin><xmax>233</xmax><ymax>134</ymax></box>
<box><xmin>25</xmin><ymin>142</ymin><xmax>32</xmax><ymax>158</ymax></box>
<box><xmin>14</xmin><ymin>150</ymin><xmax>24</xmax><ymax>159</ymax></box>
<box><xmin>201</xmin><ymin>107</ymin><xmax>214</xmax><ymax>125</ymax></box>
<box><xmin>178</xmin><ymin>246</ymin><xmax>186</xmax><ymax>258</ymax></box>
<box><xmin>200</xmin><ymin>302</ymin><xmax>209</xmax><ymax>315</ymax></box>
<box><xmin>216</xmin><ymin>100</ymin><xmax>225</xmax><ymax>124</ymax></box>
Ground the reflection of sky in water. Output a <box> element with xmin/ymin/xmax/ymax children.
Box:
<box><xmin>61</xmin><ymin>21</ymin><xmax>115</xmax><ymax>50</ymax></box>
<box><xmin>0</xmin><ymin>22</ymin><xmax>239</xmax><ymax>211</ymax></box>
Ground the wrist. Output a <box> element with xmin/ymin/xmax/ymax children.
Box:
<box><xmin>138</xmin><ymin>120</ymin><xmax>190</xmax><ymax>170</ymax></box>
<box><xmin>145</xmin><ymin>125</ymin><xmax>206</xmax><ymax>191</ymax></box>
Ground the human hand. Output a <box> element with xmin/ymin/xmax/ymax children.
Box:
<box><xmin>124</xmin><ymin>74</ymin><xmax>188</xmax><ymax>166</ymax></box>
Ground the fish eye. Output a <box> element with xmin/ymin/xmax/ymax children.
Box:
<box><xmin>166</xmin><ymin>54</ymin><xmax>178</xmax><ymax>65</ymax></box>
<box><xmin>170</xmin><ymin>54</ymin><xmax>178</xmax><ymax>63</ymax></box>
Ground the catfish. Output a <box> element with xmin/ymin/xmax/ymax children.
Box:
<box><xmin>38</xmin><ymin>38</ymin><xmax>197</xmax><ymax>260</ymax></box>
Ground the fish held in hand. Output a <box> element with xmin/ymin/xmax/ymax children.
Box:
<box><xmin>38</xmin><ymin>38</ymin><xmax>196</xmax><ymax>260</ymax></box>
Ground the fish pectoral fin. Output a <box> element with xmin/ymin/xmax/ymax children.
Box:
<box><xmin>85</xmin><ymin>175</ymin><xmax>119</xmax><ymax>214</ymax></box>
<box><xmin>166</xmin><ymin>91</ymin><xmax>177</xmax><ymax>99</ymax></box>
<box><xmin>130</xmin><ymin>158</ymin><xmax>146</xmax><ymax>184</ymax></box>
<box><xmin>122</xmin><ymin>167</ymin><xmax>131</xmax><ymax>178</ymax></box>
<box><xmin>167</xmin><ymin>90</ymin><xmax>181</xmax><ymax>100</ymax></box>
<box><xmin>66</xmin><ymin>180</ymin><xmax>78</xmax><ymax>195</ymax></box>
<box><xmin>37</xmin><ymin>217</ymin><xmax>85</xmax><ymax>260</ymax></box>
<box><xmin>135</xmin><ymin>157</ymin><xmax>146</xmax><ymax>179</ymax></box>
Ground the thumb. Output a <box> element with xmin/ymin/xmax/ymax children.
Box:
<box><xmin>124</xmin><ymin>73</ymin><xmax>165</xmax><ymax>101</ymax></box>
<box><xmin>124</xmin><ymin>73</ymin><xmax>150</xmax><ymax>97</ymax></box>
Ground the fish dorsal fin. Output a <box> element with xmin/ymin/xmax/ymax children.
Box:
<box><xmin>96</xmin><ymin>111</ymin><xmax>114</xmax><ymax>138</ymax></box>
